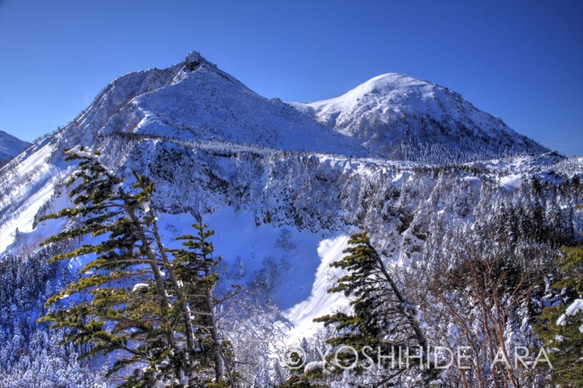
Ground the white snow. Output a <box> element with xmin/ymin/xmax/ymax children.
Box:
<box><xmin>283</xmin><ymin>234</ymin><xmax>352</xmax><ymax>343</ymax></box>
<box><xmin>499</xmin><ymin>174</ymin><xmax>524</xmax><ymax>190</ymax></box>
<box><xmin>132</xmin><ymin>283</ymin><xmax>149</xmax><ymax>293</ymax></box>
<box><xmin>557</xmin><ymin>299</ymin><xmax>583</xmax><ymax>326</ymax></box>
<box><xmin>565</xmin><ymin>299</ymin><xmax>583</xmax><ymax>316</ymax></box>
<box><xmin>150</xmin><ymin>208</ymin><xmax>332</xmax><ymax>315</ymax></box>
<box><xmin>0</xmin><ymin>142</ymin><xmax>64</xmax><ymax>253</ymax></box>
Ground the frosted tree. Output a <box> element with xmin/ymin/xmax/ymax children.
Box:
<box><xmin>423</xmin><ymin>229</ymin><xmax>554</xmax><ymax>388</ymax></box>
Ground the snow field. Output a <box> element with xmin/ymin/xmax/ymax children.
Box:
<box><xmin>158</xmin><ymin>208</ymin><xmax>351</xmax><ymax>343</ymax></box>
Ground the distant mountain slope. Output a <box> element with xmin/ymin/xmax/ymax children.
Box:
<box><xmin>292</xmin><ymin>73</ymin><xmax>549</xmax><ymax>163</ymax></box>
<box><xmin>0</xmin><ymin>130</ymin><xmax>31</xmax><ymax>165</ymax></box>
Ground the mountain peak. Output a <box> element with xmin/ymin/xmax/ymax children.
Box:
<box><xmin>49</xmin><ymin>51</ymin><xmax>366</xmax><ymax>157</ymax></box>
<box><xmin>182</xmin><ymin>50</ymin><xmax>209</xmax><ymax>72</ymax></box>
<box><xmin>185</xmin><ymin>50</ymin><xmax>203</xmax><ymax>64</ymax></box>
<box><xmin>292</xmin><ymin>72</ymin><xmax>548</xmax><ymax>163</ymax></box>
<box><xmin>307</xmin><ymin>72</ymin><xmax>437</xmax><ymax>113</ymax></box>
<box><xmin>361</xmin><ymin>72</ymin><xmax>432</xmax><ymax>90</ymax></box>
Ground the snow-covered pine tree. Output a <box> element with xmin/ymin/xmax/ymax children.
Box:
<box><xmin>313</xmin><ymin>232</ymin><xmax>436</xmax><ymax>387</ymax></box>
<box><xmin>38</xmin><ymin>148</ymin><xmax>187</xmax><ymax>385</ymax></box>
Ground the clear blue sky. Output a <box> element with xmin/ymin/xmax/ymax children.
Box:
<box><xmin>1</xmin><ymin>0</ymin><xmax>582</xmax><ymax>156</ymax></box>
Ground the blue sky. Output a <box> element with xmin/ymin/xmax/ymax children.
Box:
<box><xmin>1</xmin><ymin>0</ymin><xmax>582</xmax><ymax>156</ymax></box>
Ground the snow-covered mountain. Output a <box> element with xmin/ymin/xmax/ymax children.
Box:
<box><xmin>292</xmin><ymin>73</ymin><xmax>547</xmax><ymax>163</ymax></box>
<box><xmin>47</xmin><ymin>51</ymin><xmax>365</xmax><ymax>158</ymax></box>
<box><xmin>0</xmin><ymin>52</ymin><xmax>581</xmax><ymax>386</ymax></box>
<box><xmin>31</xmin><ymin>51</ymin><xmax>546</xmax><ymax>164</ymax></box>
<box><xmin>0</xmin><ymin>130</ymin><xmax>31</xmax><ymax>165</ymax></box>
<box><xmin>0</xmin><ymin>51</ymin><xmax>556</xmax><ymax>255</ymax></box>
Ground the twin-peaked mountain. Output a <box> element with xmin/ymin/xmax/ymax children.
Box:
<box><xmin>41</xmin><ymin>51</ymin><xmax>546</xmax><ymax>163</ymax></box>
<box><xmin>293</xmin><ymin>73</ymin><xmax>547</xmax><ymax>163</ymax></box>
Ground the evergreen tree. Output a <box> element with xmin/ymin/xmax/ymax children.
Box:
<box><xmin>534</xmin><ymin>216</ymin><xmax>583</xmax><ymax>387</ymax></box>
<box><xmin>313</xmin><ymin>232</ymin><xmax>435</xmax><ymax>387</ymax></box>
<box><xmin>171</xmin><ymin>218</ymin><xmax>240</xmax><ymax>386</ymax></box>
<box><xmin>37</xmin><ymin>148</ymin><xmax>233</xmax><ymax>386</ymax></box>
